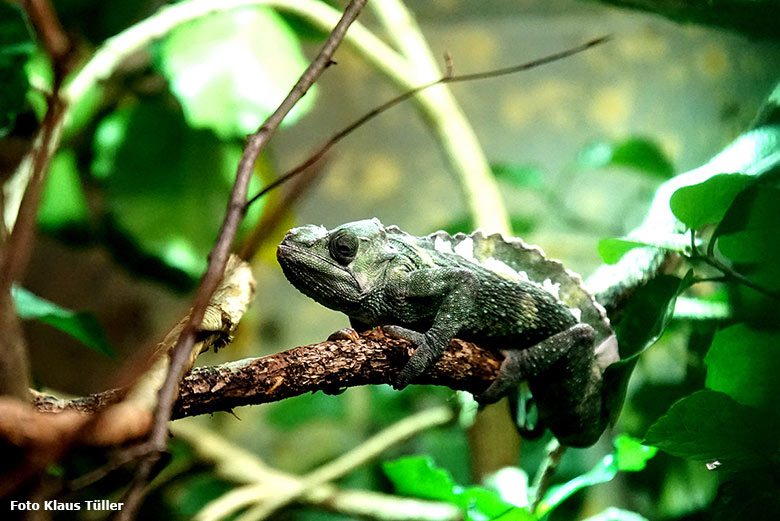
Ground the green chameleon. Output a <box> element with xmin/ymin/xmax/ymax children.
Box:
<box><xmin>277</xmin><ymin>218</ymin><xmax>618</xmax><ymax>447</ymax></box>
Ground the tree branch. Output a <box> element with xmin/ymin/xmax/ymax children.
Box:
<box><xmin>33</xmin><ymin>329</ymin><xmax>502</xmax><ymax>419</ymax></box>
<box><xmin>114</xmin><ymin>1</ymin><xmax>368</xmax><ymax>518</ymax></box>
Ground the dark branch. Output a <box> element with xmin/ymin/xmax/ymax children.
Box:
<box><xmin>240</xmin><ymin>36</ymin><xmax>611</xmax><ymax>225</ymax></box>
<box><xmin>32</xmin><ymin>330</ymin><xmax>503</xmax><ymax>419</ymax></box>
<box><xmin>116</xmin><ymin>1</ymin><xmax>369</xmax><ymax>518</ymax></box>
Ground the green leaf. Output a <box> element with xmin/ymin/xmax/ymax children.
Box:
<box><xmin>538</xmin><ymin>435</ymin><xmax>656</xmax><ymax>516</ymax></box>
<box><xmin>714</xmin><ymin>185</ymin><xmax>780</xmax><ymax>264</ymax></box>
<box><xmin>644</xmin><ymin>390</ymin><xmax>776</xmax><ymax>471</ymax></box>
<box><xmin>91</xmin><ymin>98</ymin><xmax>263</xmax><ymax>278</ymax></box>
<box><xmin>383</xmin><ymin>456</ymin><xmax>458</xmax><ymax>502</ymax></box>
<box><xmin>37</xmin><ymin>149</ymin><xmax>90</xmax><ymax>231</ymax></box>
<box><xmin>613</xmin><ymin>273</ymin><xmax>691</xmax><ymax>360</ymax></box>
<box><xmin>383</xmin><ymin>457</ymin><xmax>530</xmax><ymax>521</ymax></box>
<box><xmin>602</xmin><ymin>273</ymin><xmax>692</xmax><ymax>426</ymax></box>
<box><xmin>11</xmin><ymin>286</ymin><xmax>115</xmax><ymax>358</ymax></box>
<box><xmin>0</xmin><ymin>2</ymin><xmax>34</xmax><ymax>135</ymax></box>
<box><xmin>669</xmin><ymin>173</ymin><xmax>753</xmax><ymax>230</ymax></box>
<box><xmin>705</xmin><ymin>325</ymin><xmax>780</xmax><ymax>416</ymax></box>
<box><xmin>597</xmin><ymin>234</ymin><xmax>690</xmax><ymax>264</ymax></box>
<box><xmin>614</xmin><ymin>434</ymin><xmax>658</xmax><ymax>471</ymax></box>
<box><xmin>156</xmin><ymin>6</ymin><xmax>315</xmax><ymax>139</ymax></box>
<box><xmin>579</xmin><ymin>137</ymin><xmax>674</xmax><ymax>178</ymax></box>
<box><xmin>491</xmin><ymin>163</ymin><xmax>545</xmax><ymax>190</ymax></box>
<box><xmin>597</xmin><ymin>238</ymin><xmax>655</xmax><ymax>264</ymax></box>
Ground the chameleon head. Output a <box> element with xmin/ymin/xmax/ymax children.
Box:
<box><xmin>277</xmin><ymin>218</ymin><xmax>395</xmax><ymax>314</ymax></box>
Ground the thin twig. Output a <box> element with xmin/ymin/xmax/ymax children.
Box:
<box><xmin>688</xmin><ymin>230</ymin><xmax>780</xmax><ymax>301</ymax></box>
<box><xmin>114</xmin><ymin>1</ymin><xmax>368</xmax><ymax>519</ymax></box>
<box><xmin>242</xmin><ymin>36</ymin><xmax>610</xmax><ymax>213</ymax></box>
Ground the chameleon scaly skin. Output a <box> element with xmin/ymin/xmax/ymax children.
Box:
<box><xmin>277</xmin><ymin>218</ymin><xmax>614</xmax><ymax>446</ymax></box>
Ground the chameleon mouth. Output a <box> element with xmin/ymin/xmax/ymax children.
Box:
<box><xmin>276</xmin><ymin>243</ymin><xmax>362</xmax><ymax>295</ymax></box>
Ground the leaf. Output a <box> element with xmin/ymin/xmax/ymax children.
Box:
<box><xmin>597</xmin><ymin>238</ymin><xmax>655</xmax><ymax>265</ymax></box>
<box><xmin>538</xmin><ymin>435</ymin><xmax>656</xmax><ymax>516</ymax></box>
<box><xmin>614</xmin><ymin>434</ymin><xmax>659</xmax><ymax>472</ymax></box>
<box><xmin>37</xmin><ymin>149</ymin><xmax>90</xmax><ymax>231</ymax></box>
<box><xmin>383</xmin><ymin>457</ymin><xmax>531</xmax><ymax>521</ymax></box>
<box><xmin>713</xmin><ymin>184</ymin><xmax>780</xmax><ymax>263</ymax></box>
<box><xmin>705</xmin><ymin>325</ymin><xmax>780</xmax><ymax>416</ymax></box>
<box><xmin>156</xmin><ymin>6</ymin><xmax>315</xmax><ymax>139</ymax></box>
<box><xmin>0</xmin><ymin>2</ymin><xmax>34</xmax><ymax>135</ymax></box>
<box><xmin>383</xmin><ymin>456</ymin><xmax>458</xmax><ymax>502</ymax></box>
<box><xmin>602</xmin><ymin>272</ymin><xmax>692</xmax><ymax>426</ymax></box>
<box><xmin>612</xmin><ymin>273</ymin><xmax>691</xmax><ymax>360</ymax></box>
<box><xmin>579</xmin><ymin>137</ymin><xmax>674</xmax><ymax>178</ymax></box>
<box><xmin>597</xmin><ymin>234</ymin><xmax>690</xmax><ymax>264</ymax></box>
<box><xmin>644</xmin><ymin>390</ymin><xmax>776</xmax><ymax>471</ymax></box>
<box><xmin>491</xmin><ymin>163</ymin><xmax>545</xmax><ymax>190</ymax></box>
<box><xmin>91</xmin><ymin>98</ymin><xmax>263</xmax><ymax>279</ymax></box>
<box><xmin>11</xmin><ymin>286</ymin><xmax>115</xmax><ymax>358</ymax></box>
<box><xmin>669</xmin><ymin>173</ymin><xmax>753</xmax><ymax>230</ymax></box>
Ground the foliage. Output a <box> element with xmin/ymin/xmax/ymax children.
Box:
<box><xmin>2</xmin><ymin>0</ymin><xmax>779</xmax><ymax>520</ymax></box>
<box><xmin>0</xmin><ymin>2</ymin><xmax>34</xmax><ymax>136</ymax></box>
<box><xmin>384</xmin><ymin>435</ymin><xmax>656</xmax><ymax>521</ymax></box>
<box><xmin>11</xmin><ymin>285</ymin><xmax>115</xmax><ymax>357</ymax></box>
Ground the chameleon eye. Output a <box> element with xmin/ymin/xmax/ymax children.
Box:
<box><xmin>328</xmin><ymin>230</ymin><xmax>358</xmax><ymax>265</ymax></box>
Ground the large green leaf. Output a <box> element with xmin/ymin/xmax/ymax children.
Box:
<box><xmin>644</xmin><ymin>390</ymin><xmax>776</xmax><ymax>471</ymax></box>
<box><xmin>602</xmin><ymin>273</ymin><xmax>692</xmax><ymax>426</ymax></box>
<box><xmin>0</xmin><ymin>2</ymin><xmax>34</xmax><ymax>136</ymax></box>
<box><xmin>11</xmin><ymin>286</ymin><xmax>115</xmax><ymax>358</ymax></box>
<box><xmin>705</xmin><ymin>325</ymin><xmax>780</xmax><ymax>417</ymax></box>
<box><xmin>713</xmin><ymin>184</ymin><xmax>780</xmax><ymax>265</ymax></box>
<box><xmin>37</xmin><ymin>149</ymin><xmax>90</xmax><ymax>232</ymax></box>
<box><xmin>91</xmin><ymin>98</ymin><xmax>263</xmax><ymax>279</ymax></box>
<box><xmin>669</xmin><ymin>173</ymin><xmax>753</xmax><ymax>231</ymax></box>
<box><xmin>156</xmin><ymin>6</ymin><xmax>315</xmax><ymax>139</ymax></box>
<box><xmin>578</xmin><ymin>137</ymin><xmax>674</xmax><ymax>178</ymax></box>
<box><xmin>383</xmin><ymin>456</ymin><xmax>532</xmax><ymax>521</ymax></box>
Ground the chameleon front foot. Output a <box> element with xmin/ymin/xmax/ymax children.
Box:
<box><xmin>382</xmin><ymin>325</ymin><xmax>440</xmax><ymax>390</ymax></box>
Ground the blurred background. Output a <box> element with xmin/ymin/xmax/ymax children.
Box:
<box><xmin>3</xmin><ymin>0</ymin><xmax>780</xmax><ymax>519</ymax></box>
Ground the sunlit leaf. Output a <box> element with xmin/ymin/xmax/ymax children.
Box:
<box><xmin>156</xmin><ymin>6</ymin><xmax>315</xmax><ymax>139</ymax></box>
<box><xmin>705</xmin><ymin>325</ymin><xmax>780</xmax><ymax>416</ymax></box>
<box><xmin>38</xmin><ymin>149</ymin><xmax>90</xmax><ymax>231</ymax></box>
<box><xmin>491</xmin><ymin>163</ymin><xmax>545</xmax><ymax>189</ymax></box>
<box><xmin>579</xmin><ymin>137</ymin><xmax>674</xmax><ymax>178</ymax></box>
<box><xmin>0</xmin><ymin>2</ymin><xmax>34</xmax><ymax>135</ymax></box>
<box><xmin>597</xmin><ymin>238</ymin><xmax>654</xmax><ymax>265</ymax></box>
<box><xmin>614</xmin><ymin>434</ymin><xmax>658</xmax><ymax>471</ymax></box>
<box><xmin>644</xmin><ymin>390</ymin><xmax>776</xmax><ymax>471</ymax></box>
<box><xmin>383</xmin><ymin>456</ymin><xmax>531</xmax><ymax>521</ymax></box>
<box><xmin>91</xmin><ymin>98</ymin><xmax>263</xmax><ymax>279</ymax></box>
<box><xmin>383</xmin><ymin>456</ymin><xmax>458</xmax><ymax>502</ymax></box>
<box><xmin>714</xmin><ymin>185</ymin><xmax>780</xmax><ymax>263</ymax></box>
<box><xmin>11</xmin><ymin>286</ymin><xmax>115</xmax><ymax>358</ymax></box>
<box><xmin>539</xmin><ymin>435</ymin><xmax>656</xmax><ymax>516</ymax></box>
<box><xmin>669</xmin><ymin>173</ymin><xmax>752</xmax><ymax>230</ymax></box>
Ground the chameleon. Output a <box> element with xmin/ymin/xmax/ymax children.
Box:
<box><xmin>277</xmin><ymin>218</ymin><xmax>619</xmax><ymax>447</ymax></box>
